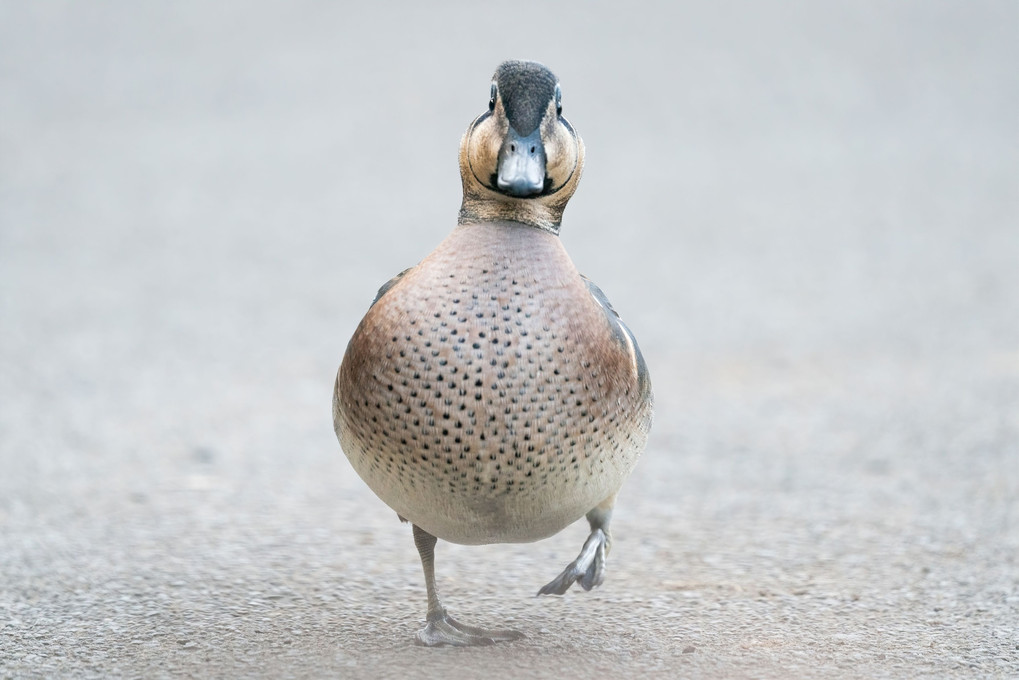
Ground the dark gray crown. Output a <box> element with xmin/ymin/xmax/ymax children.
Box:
<box><xmin>493</xmin><ymin>60</ymin><xmax>558</xmax><ymax>136</ymax></box>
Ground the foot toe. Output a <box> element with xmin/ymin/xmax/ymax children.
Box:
<box><xmin>416</xmin><ymin>615</ymin><xmax>523</xmax><ymax>647</ymax></box>
<box><xmin>537</xmin><ymin>566</ymin><xmax>581</xmax><ymax>596</ymax></box>
<box><xmin>579</xmin><ymin>541</ymin><xmax>606</xmax><ymax>591</ymax></box>
<box><xmin>538</xmin><ymin>528</ymin><xmax>608</xmax><ymax>596</ymax></box>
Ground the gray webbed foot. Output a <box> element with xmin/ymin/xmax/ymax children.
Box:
<box><xmin>412</xmin><ymin>523</ymin><xmax>523</xmax><ymax>646</ymax></box>
<box><xmin>538</xmin><ymin>527</ymin><xmax>608</xmax><ymax>596</ymax></box>
<box><xmin>416</xmin><ymin>609</ymin><xmax>524</xmax><ymax>647</ymax></box>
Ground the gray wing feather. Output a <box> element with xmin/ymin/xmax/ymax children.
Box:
<box><xmin>581</xmin><ymin>275</ymin><xmax>652</xmax><ymax>404</ymax></box>
<box><xmin>371</xmin><ymin>267</ymin><xmax>413</xmax><ymax>307</ymax></box>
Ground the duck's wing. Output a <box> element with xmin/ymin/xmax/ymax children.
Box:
<box><xmin>581</xmin><ymin>274</ymin><xmax>652</xmax><ymax>404</ymax></box>
<box><xmin>371</xmin><ymin>267</ymin><xmax>414</xmax><ymax>308</ymax></box>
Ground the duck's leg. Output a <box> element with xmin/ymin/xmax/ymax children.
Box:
<box><xmin>412</xmin><ymin>524</ymin><xmax>524</xmax><ymax>646</ymax></box>
<box><xmin>537</xmin><ymin>495</ymin><xmax>615</xmax><ymax>596</ymax></box>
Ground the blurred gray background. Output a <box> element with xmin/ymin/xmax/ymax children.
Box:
<box><xmin>1</xmin><ymin>1</ymin><xmax>1016</xmax><ymax>678</ymax></box>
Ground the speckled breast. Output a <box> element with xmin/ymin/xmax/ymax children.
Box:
<box><xmin>334</xmin><ymin>222</ymin><xmax>651</xmax><ymax>545</ymax></box>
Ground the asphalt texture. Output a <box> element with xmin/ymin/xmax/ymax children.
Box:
<box><xmin>1</xmin><ymin>2</ymin><xmax>1017</xmax><ymax>678</ymax></box>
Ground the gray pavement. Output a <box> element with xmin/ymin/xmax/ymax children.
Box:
<box><xmin>1</xmin><ymin>1</ymin><xmax>1017</xmax><ymax>678</ymax></box>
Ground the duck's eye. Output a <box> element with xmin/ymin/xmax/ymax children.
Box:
<box><xmin>489</xmin><ymin>83</ymin><xmax>497</xmax><ymax>112</ymax></box>
<box><xmin>555</xmin><ymin>84</ymin><xmax>562</xmax><ymax>116</ymax></box>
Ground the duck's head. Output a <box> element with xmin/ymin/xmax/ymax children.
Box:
<box><xmin>458</xmin><ymin>60</ymin><xmax>584</xmax><ymax>234</ymax></box>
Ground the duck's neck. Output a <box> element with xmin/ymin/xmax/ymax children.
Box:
<box><xmin>457</xmin><ymin>203</ymin><xmax>562</xmax><ymax>236</ymax></box>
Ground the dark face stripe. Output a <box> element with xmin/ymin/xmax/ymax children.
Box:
<box><xmin>494</xmin><ymin>61</ymin><xmax>557</xmax><ymax>136</ymax></box>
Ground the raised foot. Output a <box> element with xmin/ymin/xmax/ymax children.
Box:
<box><xmin>415</xmin><ymin>611</ymin><xmax>524</xmax><ymax>647</ymax></box>
<box><xmin>538</xmin><ymin>527</ymin><xmax>608</xmax><ymax>596</ymax></box>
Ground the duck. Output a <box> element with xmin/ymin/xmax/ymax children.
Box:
<box><xmin>333</xmin><ymin>59</ymin><xmax>653</xmax><ymax>646</ymax></box>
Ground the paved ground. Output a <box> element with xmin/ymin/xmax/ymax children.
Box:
<box><xmin>1</xmin><ymin>1</ymin><xmax>1017</xmax><ymax>678</ymax></box>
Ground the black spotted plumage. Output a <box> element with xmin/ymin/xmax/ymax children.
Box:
<box><xmin>332</xmin><ymin>60</ymin><xmax>652</xmax><ymax>647</ymax></box>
